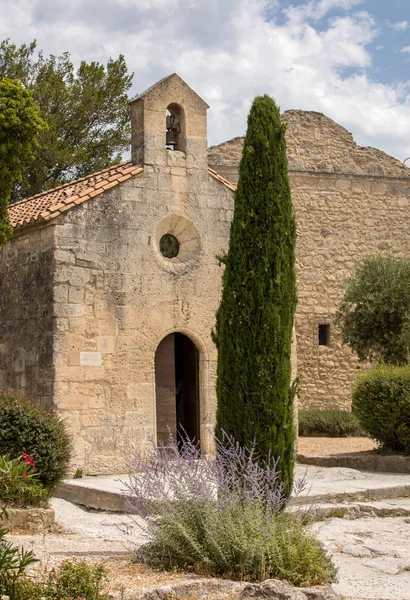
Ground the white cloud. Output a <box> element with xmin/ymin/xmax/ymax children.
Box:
<box><xmin>387</xmin><ymin>20</ymin><xmax>408</xmax><ymax>32</ymax></box>
<box><xmin>0</xmin><ymin>0</ymin><xmax>409</xmax><ymax>161</ymax></box>
<box><xmin>284</xmin><ymin>0</ymin><xmax>364</xmax><ymax>21</ymax></box>
<box><xmin>400</xmin><ymin>46</ymin><xmax>410</xmax><ymax>54</ymax></box>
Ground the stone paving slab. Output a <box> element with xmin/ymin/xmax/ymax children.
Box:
<box><xmin>313</xmin><ymin>515</ymin><xmax>410</xmax><ymax>600</ymax></box>
<box><xmin>306</xmin><ymin>497</ymin><xmax>410</xmax><ymax>519</ymax></box>
<box><xmin>297</xmin><ymin>452</ymin><xmax>410</xmax><ymax>473</ymax></box>
<box><xmin>56</xmin><ymin>466</ymin><xmax>410</xmax><ymax>512</ymax></box>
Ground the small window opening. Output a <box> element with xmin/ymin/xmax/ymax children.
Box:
<box><xmin>318</xmin><ymin>324</ymin><xmax>331</xmax><ymax>346</ymax></box>
<box><xmin>165</xmin><ymin>103</ymin><xmax>185</xmax><ymax>151</ymax></box>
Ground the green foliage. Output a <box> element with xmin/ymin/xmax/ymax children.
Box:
<box><xmin>338</xmin><ymin>255</ymin><xmax>410</xmax><ymax>365</ymax></box>
<box><xmin>1</xmin><ymin>557</ymin><xmax>110</xmax><ymax>600</ymax></box>
<box><xmin>137</xmin><ymin>504</ymin><xmax>336</xmax><ymax>586</ymax></box>
<box><xmin>42</xmin><ymin>561</ymin><xmax>110</xmax><ymax>600</ymax></box>
<box><xmin>298</xmin><ymin>409</ymin><xmax>366</xmax><ymax>437</ymax></box>
<box><xmin>0</xmin><ymin>454</ymin><xmax>47</xmax><ymax>507</ymax></box>
<box><xmin>0</xmin><ymin>394</ymin><xmax>71</xmax><ymax>493</ymax></box>
<box><xmin>0</xmin><ymin>77</ymin><xmax>45</xmax><ymax>244</ymax></box>
<box><xmin>0</xmin><ymin>38</ymin><xmax>133</xmax><ymax>200</ymax></box>
<box><xmin>73</xmin><ymin>468</ymin><xmax>83</xmax><ymax>479</ymax></box>
<box><xmin>352</xmin><ymin>364</ymin><xmax>410</xmax><ymax>454</ymax></box>
<box><xmin>0</xmin><ymin>507</ymin><xmax>39</xmax><ymax>600</ymax></box>
<box><xmin>214</xmin><ymin>95</ymin><xmax>297</xmax><ymax>496</ymax></box>
<box><xmin>1</xmin><ymin>504</ymin><xmax>109</xmax><ymax>599</ymax></box>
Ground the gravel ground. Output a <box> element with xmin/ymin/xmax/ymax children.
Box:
<box><xmin>298</xmin><ymin>437</ymin><xmax>377</xmax><ymax>456</ymax></box>
<box><xmin>8</xmin><ymin>494</ymin><xmax>410</xmax><ymax>600</ymax></box>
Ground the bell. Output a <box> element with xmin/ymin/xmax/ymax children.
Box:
<box><xmin>166</xmin><ymin>128</ymin><xmax>179</xmax><ymax>148</ymax></box>
<box><xmin>166</xmin><ymin>113</ymin><xmax>180</xmax><ymax>149</ymax></box>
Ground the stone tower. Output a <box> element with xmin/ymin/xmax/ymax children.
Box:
<box><xmin>130</xmin><ymin>73</ymin><xmax>209</xmax><ymax>171</ymax></box>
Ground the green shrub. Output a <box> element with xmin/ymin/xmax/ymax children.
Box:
<box><xmin>129</xmin><ymin>434</ymin><xmax>337</xmax><ymax>587</ymax></box>
<box><xmin>43</xmin><ymin>561</ymin><xmax>110</xmax><ymax>600</ymax></box>
<box><xmin>298</xmin><ymin>409</ymin><xmax>366</xmax><ymax>437</ymax></box>
<box><xmin>4</xmin><ymin>560</ymin><xmax>111</xmax><ymax>600</ymax></box>
<box><xmin>0</xmin><ymin>507</ymin><xmax>39</xmax><ymax>600</ymax></box>
<box><xmin>137</xmin><ymin>504</ymin><xmax>336</xmax><ymax>586</ymax></box>
<box><xmin>0</xmin><ymin>394</ymin><xmax>71</xmax><ymax>493</ymax></box>
<box><xmin>0</xmin><ymin>454</ymin><xmax>48</xmax><ymax>507</ymax></box>
<box><xmin>352</xmin><ymin>365</ymin><xmax>410</xmax><ymax>454</ymax></box>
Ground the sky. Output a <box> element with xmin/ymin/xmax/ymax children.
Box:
<box><xmin>1</xmin><ymin>0</ymin><xmax>410</xmax><ymax>161</ymax></box>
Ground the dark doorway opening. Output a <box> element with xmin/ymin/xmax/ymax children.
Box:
<box><xmin>155</xmin><ymin>333</ymin><xmax>200</xmax><ymax>450</ymax></box>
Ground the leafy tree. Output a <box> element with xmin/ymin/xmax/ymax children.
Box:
<box><xmin>0</xmin><ymin>78</ymin><xmax>45</xmax><ymax>244</ymax></box>
<box><xmin>213</xmin><ymin>95</ymin><xmax>297</xmax><ymax>496</ymax></box>
<box><xmin>338</xmin><ymin>255</ymin><xmax>410</xmax><ymax>365</ymax></box>
<box><xmin>0</xmin><ymin>39</ymin><xmax>133</xmax><ymax>200</ymax></box>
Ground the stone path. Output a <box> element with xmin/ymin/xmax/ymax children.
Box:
<box><xmin>57</xmin><ymin>465</ymin><xmax>410</xmax><ymax>511</ymax></box>
<box><xmin>313</xmin><ymin>513</ymin><xmax>410</xmax><ymax>600</ymax></box>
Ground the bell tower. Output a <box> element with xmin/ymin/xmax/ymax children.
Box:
<box><xmin>129</xmin><ymin>73</ymin><xmax>209</xmax><ymax>171</ymax></box>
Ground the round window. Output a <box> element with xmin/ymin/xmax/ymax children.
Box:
<box><xmin>159</xmin><ymin>233</ymin><xmax>180</xmax><ymax>259</ymax></box>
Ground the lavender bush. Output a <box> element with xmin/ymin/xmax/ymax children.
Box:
<box><xmin>125</xmin><ymin>432</ymin><xmax>336</xmax><ymax>586</ymax></box>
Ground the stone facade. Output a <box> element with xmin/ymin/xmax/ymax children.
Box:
<box><xmin>208</xmin><ymin>111</ymin><xmax>410</xmax><ymax>408</ymax></box>
<box><xmin>1</xmin><ymin>75</ymin><xmax>409</xmax><ymax>474</ymax></box>
<box><xmin>1</xmin><ymin>75</ymin><xmax>235</xmax><ymax>473</ymax></box>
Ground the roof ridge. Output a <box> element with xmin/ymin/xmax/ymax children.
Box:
<box><xmin>11</xmin><ymin>160</ymin><xmax>133</xmax><ymax>208</ymax></box>
<box><xmin>208</xmin><ymin>167</ymin><xmax>237</xmax><ymax>191</ymax></box>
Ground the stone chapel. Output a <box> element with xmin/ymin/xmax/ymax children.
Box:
<box><xmin>1</xmin><ymin>73</ymin><xmax>410</xmax><ymax>474</ymax></box>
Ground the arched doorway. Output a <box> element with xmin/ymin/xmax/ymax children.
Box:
<box><xmin>155</xmin><ymin>333</ymin><xmax>200</xmax><ymax>448</ymax></box>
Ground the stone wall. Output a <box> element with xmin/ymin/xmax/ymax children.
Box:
<box><xmin>208</xmin><ymin>111</ymin><xmax>410</xmax><ymax>409</ymax></box>
<box><xmin>51</xmin><ymin>150</ymin><xmax>233</xmax><ymax>474</ymax></box>
<box><xmin>0</xmin><ymin>226</ymin><xmax>55</xmax><ymax>406</ymax></box>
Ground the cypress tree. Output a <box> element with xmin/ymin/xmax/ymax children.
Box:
<box><xmin>214</xmin><ymin>95</ymin><xmax>297</xmax><ymax>496</ymax></box>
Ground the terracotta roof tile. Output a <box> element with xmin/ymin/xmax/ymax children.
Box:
<box><xmin>9</xmin><ymin>161</ymin><xmax>144</xmax><ymax>231</ymax></box>
<box><xmin>8</xmin><ymin>161</ymin><xmax>251</xmax><ymax>233</ymax></box>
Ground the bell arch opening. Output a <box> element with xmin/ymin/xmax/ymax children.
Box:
<box><xmin>155</xmin><ymin>332</ymin><xmax>200</xmax><ymax>449</ymax></box>
<box><xmin>165</xmin><ymin>103</ymin><xmax>186</xmax><ymax>152</ymax></box>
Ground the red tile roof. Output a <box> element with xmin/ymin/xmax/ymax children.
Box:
<box><xmin>9</xmin><ymin>161</ymin><xmax>144</xmax><ymax>230</ymax></box>
<box><xmin>8</xmin><ymin>160</ymin><xmax>241</xmax><ymax>233</ymax></box>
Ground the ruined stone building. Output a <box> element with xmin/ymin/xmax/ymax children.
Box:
<box><xmin>1</xmin><ymin>74</ymin><xmax>409</xmax><ymax>474</ymax></box>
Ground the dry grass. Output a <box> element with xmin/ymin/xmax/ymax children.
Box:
<box><xmin>97</xmin><ymin>555</ymin><xmax>189</xmax><ymax>594</ymax></box>
<box><xmin>297</xmin><ymin>436</ymin><xmax>377</xmax><ymax>456</ymax></box>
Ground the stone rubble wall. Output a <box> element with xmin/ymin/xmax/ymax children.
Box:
<box><xmin>0</xmin><ymin>226</ymin><xmax>55</xmax><ymax>406</ymax></box>
<box><xmin>208</xmin><ymin>110</ymin><xmax>410</xmax><ymax>181</ymax></box>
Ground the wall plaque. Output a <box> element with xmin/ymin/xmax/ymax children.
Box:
<box><xmin>80</xmin><ymin>352</ymin><xmax>102</xmax><ymax>367</ymax></box>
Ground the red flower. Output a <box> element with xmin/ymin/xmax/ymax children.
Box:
<box><xmin>22</xmin><ymin>452</ymin><xmax>35</xmax><ymax>465</ymax></box>
<box><xmin>24</xmin><ymin>472</ymin><xmax>29</xmax><ymax>477</ymax></box>
<box><xmin>31</xmin><ymin>467</ymin><xmax>36</xmax><ymax>472</ymax></box>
